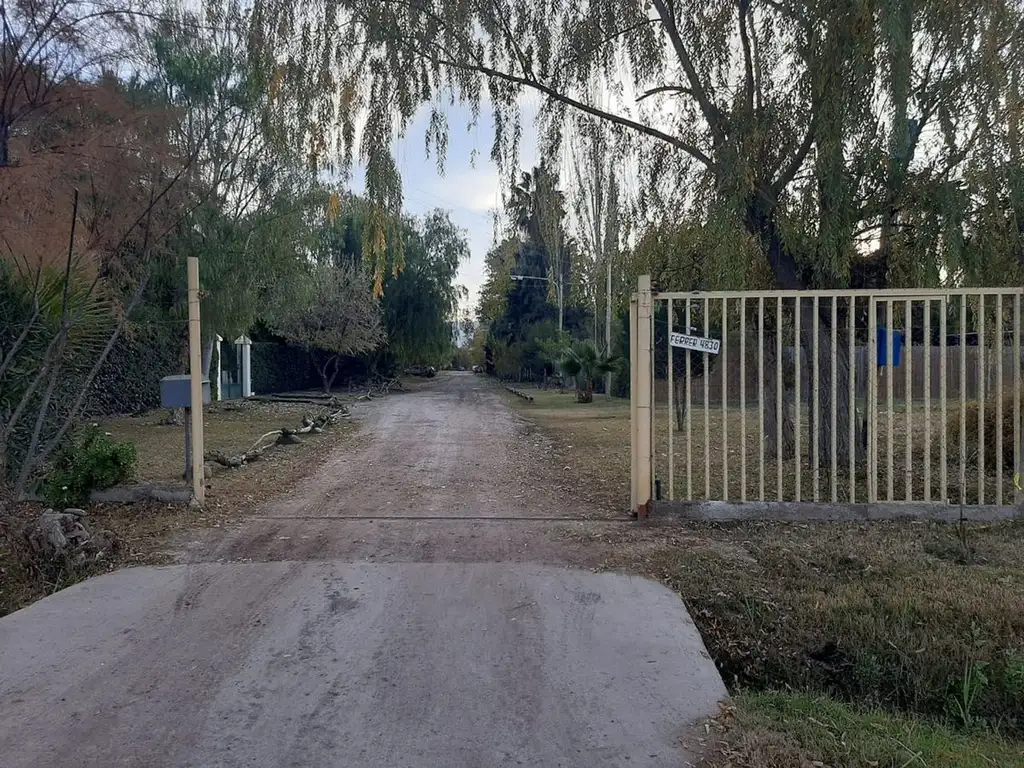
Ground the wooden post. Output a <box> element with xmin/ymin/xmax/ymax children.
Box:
<box><xmin>630</xmin><ymin>296</ymin><xmax>638</xmax><ymax>513</ymax></box>
<box><xmin>636</xmin><ymin>275</ymin><xmax>653</xmax><ymax>518</ymax></box>
<box><xmin>187</xmin><ymin>256</ymin><xmax>205</xmax><ymax>504</ymax></box>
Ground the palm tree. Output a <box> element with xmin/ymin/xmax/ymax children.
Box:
<box><xmin>558</xmin><ymin>340</ymin><xmax>618</xmax><ymax>403</ymax></box>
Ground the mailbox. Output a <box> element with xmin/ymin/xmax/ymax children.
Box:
<box><xmin>160</xmin><ymin>374</ymin><xmax>210</xmax><ymax>408</ymax></box>
<box><xmin>876</xmin><ymin>328</ymin><xmax>904</xmax><ymax>367</ymax></box>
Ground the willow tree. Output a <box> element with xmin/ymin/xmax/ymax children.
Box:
<box><xmin>569</xmin><ymin>112</ymin><xmax>621</xmax><ymax>382</ymax></box>
<box><xmin>250</xmin><ymin>0</ymin><xmax>1023</xmax><ymax>463</ymax></box>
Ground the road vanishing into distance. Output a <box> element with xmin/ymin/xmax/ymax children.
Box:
<box><xmin>0</xmin><ymin>373</ymin><xmax>724</xmax><ymax>767</ymax></box>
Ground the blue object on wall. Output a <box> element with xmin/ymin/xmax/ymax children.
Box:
<box><xmin>876</xmin><ymin>327</ymin><xmax>904</xmax><ymax>367</ymax></box>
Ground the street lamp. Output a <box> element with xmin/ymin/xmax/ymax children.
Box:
<box><xmin>510</xmin><ymin>273</ymin><xmax>564</xmax><ymax>333</ymax></box>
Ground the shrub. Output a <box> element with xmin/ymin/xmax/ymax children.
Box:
<box><xmin>42</xmin><ymin>427</ymin><xmax>137</xmax><ymax>507</ymax></box>
<box><xmin>945</xmin><ymin>385</ymin><xmax>1022</xmax><ymax>474</ymax></box>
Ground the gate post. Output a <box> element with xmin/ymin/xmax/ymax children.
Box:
<box><xmin>630</xmin><ymin>296</ymin><xmax>638</xmax><ymax>513</ymax></box>
<box><xmin>635</xmin><ymin>275</ymin><xmax>654</xmax><ymax>518</ymax></box>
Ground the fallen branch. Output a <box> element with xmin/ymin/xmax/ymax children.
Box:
<box><xmin>249</xmin><ymin>430</ymin><xmax>285</xmax><ymax>454</ymax></box>
<box><xmin>206</xmin><ymin>406</ymin><xmax>350</xmax><ymax>470</ymax></box>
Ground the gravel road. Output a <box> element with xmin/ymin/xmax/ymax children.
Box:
<box><xmin>0</xmin><ymin>373</ymin><xmax>725</xmax><ymax>767</ymax></box>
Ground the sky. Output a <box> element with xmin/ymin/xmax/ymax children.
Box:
<box><xmin>349</xmin><ymin>99</ymin><xmax>542</xmax><ymax>316</ymax></box>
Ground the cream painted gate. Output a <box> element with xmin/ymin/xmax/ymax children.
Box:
<box><xmin>629</xmin><ymin>276</ymin><xmax>1024</xmax><ymax>519</ymax></box>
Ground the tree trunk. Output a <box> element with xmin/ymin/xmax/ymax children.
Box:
<box><xmin>202</xmin><ymin>340</ymin><xmax>215</xmax><ymax>377</ymax></box>
<box><xmin>747</xmin><ymin>201</ymin><xmax>864</xmax><ymax>465</ymax></box>
<box><xmin>674</xmin><ymin>376</ymin><xmax>687</xmax><ymax>432</ymax></box>
<box><xmin>316</xmin><ymin>355</ymin><xmax>340</xmax><ymax>394</ymax></box>
<box><xmin>0</xmin><ymin>120</ymin><xmax>9</xmax><ymax>168</ymax></box>
<box><xmin>798</xmin><ymin>299</ymin><xmax>868</xmax><ymax>477</ymax></box>
<box><xmin>763</xmin><ymin>341</ymin><xmax>796</xmax><ymax>459</ymax></box>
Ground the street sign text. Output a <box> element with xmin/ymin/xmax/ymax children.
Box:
<box><xmin>669</xmin><ymin>332</ymin><xmax>721</xmax><ymax>355</ymax></box>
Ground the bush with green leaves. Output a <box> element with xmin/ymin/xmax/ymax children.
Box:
<box><xmin>42</xmin><ymin>427</ymin><xmax>137</xmax><ymax>507</ymax></box>
<box><xmin>552</xmin><ymin>340</ymin><xmax>620</xmax><ymax>403</ymax></box>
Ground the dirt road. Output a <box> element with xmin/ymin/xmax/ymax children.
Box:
<box><xmin>0</xmin><ymin>373</ymin><xmax>724</xmax><ymax>767</ymax></box>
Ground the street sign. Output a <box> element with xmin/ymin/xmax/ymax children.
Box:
<box><xmin>669</xmin><ymin>331</ymin><xmax>721</xmax><ymax>355</ymax></box>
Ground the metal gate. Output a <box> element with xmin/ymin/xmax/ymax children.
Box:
<box><xmin>629</xmin><ymin>275</ymin><xmax>1024</xmax><ymax>518</ymax></box>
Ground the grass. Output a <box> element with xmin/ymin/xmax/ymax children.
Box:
<box><xmin>518</xmin><ymin>387</ymin><xmax>1020</xmax><ymax>506</ymax></box>
<box><xmin>1</xmin><ymin>397</ymin><xmax>360</xmax><ymax>617</ymax></box>
<box><xmin>508</xmin><ymin>385</ymin><xmax>1024</xmax><ymax>764</ymax></box>
<box><xmin>713</xmin><ymin>692</ymin><xmax>1024</xmax><ymax>767</ymax></box>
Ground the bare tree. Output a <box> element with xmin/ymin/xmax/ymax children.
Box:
<box><xmin>269</xmin><ymin>263</ymin><xmax>386</xmax><ymax>393</ymax></box>
<box><xmin>1</xmin><ymin>0</ymin><xmax>146</xmax><ymax>168</ymax></box>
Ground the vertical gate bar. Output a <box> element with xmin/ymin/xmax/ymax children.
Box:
<box><xmin>1015</xmin><ymin>294</ymin><xmax>1021</xmax><ymax>507</ymax></box>
<box><xmin>667</xmin><ymin>297</ymin><xmax>675</xmax><ymax>502</ymax></box>
<box><xmin>795</xmin><ymin>296</ymin><xmax>802</xmax><ymax>502</ymax></box>
<box><xmin>848</xmin><ymin>297</ymin><xmax>856</xmax><ymax>503</ymax></box>
<box><xmin>978</xmin><ymin>295</ymin><xmax>985</xmax><ymax>504</ymax></box>
<box><xmin>831</xmin><ymin>297</ymin><xmax>838</xmax><ymax>503</ymax></box>
<box><xmin>686</xmin><ymin>300</ymin><xmax>693</xmax><ymax>499</ymax></box>
<box><xmin>813</xmin><ymin>296</ymin><xmax>820</xmax><ymax>501</ymax></box>
<box><xmin>759</xmin><ymin>297</ymin><xmax>765</xmax><ymax>502</ymax></box>
<box><xmin>996</xmin><ymin>293</ymin><xmax>1003</xmax><ymax>506</ymax></box>
<box><xmin>868</xmin><ymin>297</ymin><xmax>877</xmax><ymax>503</ymax></box>
<box><xmin>924</xmin><ymin>299</ymin><xmax>932</xmax><ymax>502</ymax></box>
<box><xmin>960</xmin><ymin>296</ymin><xmax>967</xmax><ymax>505</ymax></box>
<box><xmin>905</xmin><ymin>298</ymin><xmax>912</xmax><ymax>501</ymax></box>
<box><xmin>629</xmin><ymin>295</ymin><xmax>638</xmax><ymax>512</ymax></box>
<box><xmin>887</xmin><ymin>300</ymin><xmax>894</xmax><ymax>502</ymax></box>
<box><xmin>940</xmin><ymin>298</ymin><xmax>948</xmax><ymax>502</ymax></box>
<box><xmin>704</xmin><ymin>297</ymin><xmax>711</xmax><ymax>499</ymax></box>
<box><xmin>741</xmin><ymin>298</ymin><xmax>747</xmax><ymax>501</ymax></box>
<box><xmin>722</xmin><ymin>297</ymin><xmax>729</xmax><ymax>499</ymax></box>
<box><xmin>776</xmin><ymin>296</ymin><xmax>783</xmax><ymax>500</ymax></box>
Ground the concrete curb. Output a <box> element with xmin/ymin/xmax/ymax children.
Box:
<box><xmin>650</xmin><ymin>499</ymin><xmax>1023</xmax><ymax>523</ymax></box>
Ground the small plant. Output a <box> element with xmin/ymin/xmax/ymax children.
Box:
<box><xmin>949</xmin><ymin>624</ymin><xmax>992</xmax><ymax>730</ymax></box>
<box><xmin>42</xmin><ymin>426</ymin><xmax>137</xmax><ymax>507</ymax></box>
<box><xmin>950</xmin><ymin>659</ymin><xmax>990</xmax><ymax>729</ymax></box>
<box><xmin>553</xmin><ymin>340</ymin><xmax>620</xmax><ymax>403</ymax></box>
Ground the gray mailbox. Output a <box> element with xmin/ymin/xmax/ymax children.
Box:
<box><xmin>160</xmin><ymin>374</ymin><xmax>210</xmax><ymax>408</ymax></box>
<box><xmin>160</xmin><ymin>374</ymin><xmax>210</xmax><ymax>484</ymax></box>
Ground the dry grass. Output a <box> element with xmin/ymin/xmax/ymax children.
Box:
<box><xmin>515</xmin><ymin>387</ymin><xmax>1021</xmax><ymax>506</ymax></box>
<box><xmin>511</xmin><ymin>389</ymin><xmax>631</xmax><ymax>515</ymax></box>
<box><xmin>947</xmin><ymin>386</ymin><xmax>1023</xmax><ymax>478</ymax></box>
<box><xmin>510</xmin><ymin>386</ymin><xmax>1024</xmax><ymax>760</ymax></box>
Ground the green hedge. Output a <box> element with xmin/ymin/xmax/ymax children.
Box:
<box><xmin>251</xmin><ymin>342</ymin><xmax>320</xmax><ymax>394</ymax></box>
<box><xmin>85</xmin><ymin>327</ymin><xmax>183</xmax><ymax>416</ymax></box>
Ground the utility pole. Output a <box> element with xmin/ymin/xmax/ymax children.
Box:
<box><xmin>187</xmin><ymin>256</ymin><xmax>205</xmax><ymax>504</ymax></box>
